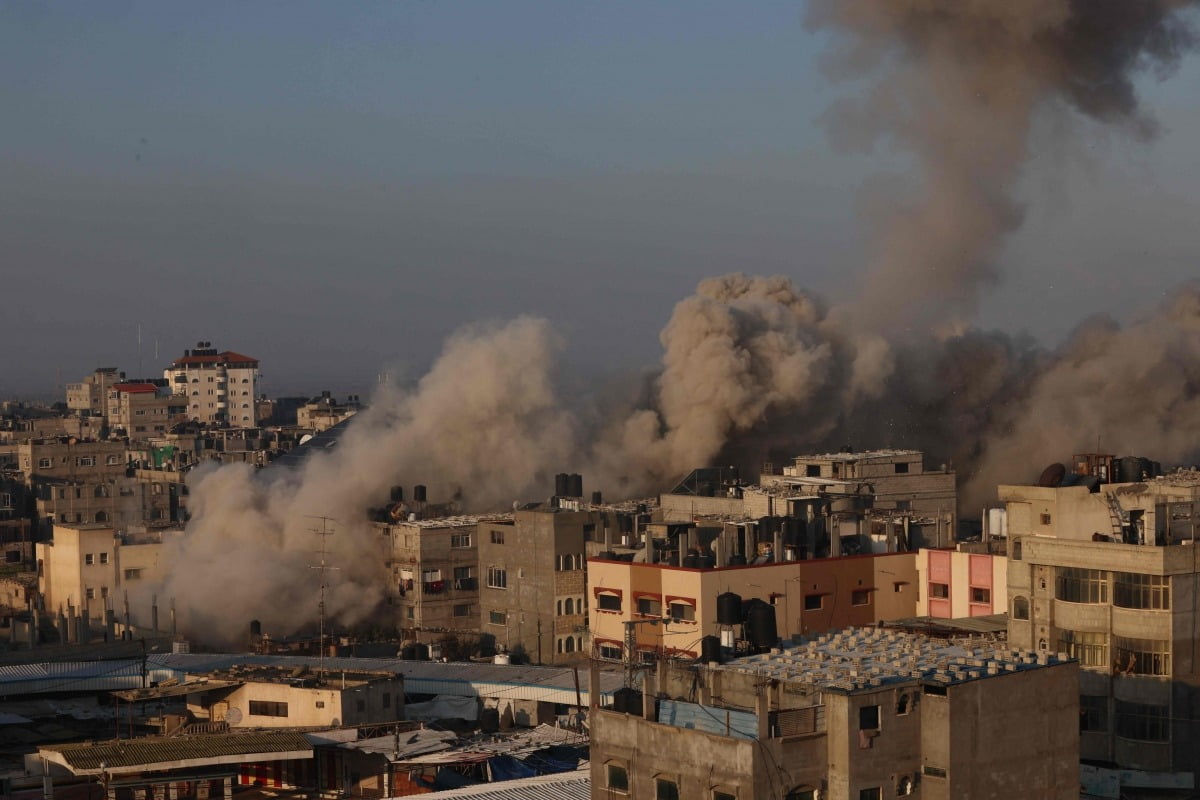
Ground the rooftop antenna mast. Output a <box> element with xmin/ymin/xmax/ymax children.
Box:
<box><xmin>307</xmin><ymin>515</ymin><xmax>338</xmax><ymax>680</ymax></box>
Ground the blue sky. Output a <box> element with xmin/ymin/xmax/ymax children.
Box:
<box><xmin>3</xmin><ymin>1</ymin><xmax>1198</xmax><ymax>398</ymax></box>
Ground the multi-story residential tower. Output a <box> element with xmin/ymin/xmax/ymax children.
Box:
<box><xmin>165</xmin><ymin>342</ymin><xmax>259</xmax><ymax>426</ymax></box>
<box><xmin>1003</xmin><ymin>463</ymin><xmax>1200</xmax><ymax>793</ymax></box>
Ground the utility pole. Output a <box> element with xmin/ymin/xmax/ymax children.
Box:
<box><xmin>308</xmin><ymin>515</ymin><xmax>338</xmax><ymax>681</ymax></box>
<box><xmin>622</xmin><ymin>618</ymin><xmax>662</xmax><ymax>688</ymax></box>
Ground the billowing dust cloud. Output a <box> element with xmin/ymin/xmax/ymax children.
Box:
<box><xmin>158</xmin><ymin>1</ymin><xmax>1200</xmax><ymax>644</ymax></box>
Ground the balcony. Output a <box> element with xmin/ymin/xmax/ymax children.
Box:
<box><xmin>453</xmin><ymin>577</ymin><xmax>478</xmax><ymax>591</ymax></box>
<box><xmin>423</xmin><ymin>580</ymin><xmax>446</xmax><ymax>595</ymax></box>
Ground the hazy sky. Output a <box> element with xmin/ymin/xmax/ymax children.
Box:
<box><xmin>3</xmin><ymin>1</ymin><xmax>1198</xmax><ymax>399</ymax></box>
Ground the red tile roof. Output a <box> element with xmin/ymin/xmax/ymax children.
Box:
<box><xmin>114</xmin><ymin>383</ymin><xmax>158</xmax><ymax>394</ymax></box>
<box><xmin>171</xmin><ymin>351</ymin><xmax>259</xmax><ymax>367</ymax></box>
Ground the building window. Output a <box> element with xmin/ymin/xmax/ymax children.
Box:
<box><xmin>929</xmin><ymin>582</ymin><xmax>949</xmax><ymax>599</ymax></box>
<box><xmin>1040</xmin><ymin>513</ymin><xmax>1052</xmax><ymax>525</ymax></box>
<box><xmin>1114</xmin><ymin>572</ymin><xmax>1169</xmax><ymax>610</ymax></box>
<box><xmin>896</xmin><ymin>693</ymin><xmax>911</xmax><ymax>715</ymax></box>
<box><xmin>76</xmin><ymin>456</ymin><xmax>95</xmax><ymax>467</ymax></box>
<box><xmin>805</xmin><ymin>464</ymin><xmax>820</xmax><ymax>477</ymax></box>
<box><xmin>655</xmin><ymin>778</ymin><xmax>680</xmax><ymax>800</ymax></box>
<box><xmin>124</xmin><ymin>568</ymin><xmax>143</xmax><ymax>580</ymax></box>
<box><xmin>453</xmin><ymin>604</ymin><xmax>472</xmax><ymax>617</ymax></box>
<box><xmin>99</xmin><ymin>552</ymin><xmax>109</xmax><ymax>564</ymax></box>
<box><xmin>1012</xmin><ymin>596</ymin><xmax>1030</xmax><ymax>620</ymax></box>
<box><xmin>851</xmin><ymin>589</ymin><xmax>872</xmax><ymax>606</ymax></box>
<box><xmin>85</xmin><ymin>554</ymin><xmax>94</xmax><ymax>565</ymax></box>
<box><xmin>804</xmin><ymin>594</ymin><xmax>823</xmax><ymax>610</ymax></box>
<box><xmin>489</xmin><ymin>610</ymin><xmax>506</xmax><ymax>626</ymax></box>
<box><xmin>1055</xmin><ymin>567</ymin><xmax>1108</xmax><ymax>604</ymax></box>
<box><xmin>636</xmin><ymin>597</ymin><xmax>661</xmax><ymax>616</ymax></box>
<box><xmin>100</xmin><ymin>586</ymin><xmax>108</xmax><ymax>598</ymax></box>
<box><xmin>606</xmin><ymin>764</ymin><xmax>628</xmax><ymax>793</ymax></box>
<box><xmin>970</xmin><ymin>587</ymin><xmax>990</xmax><ymax>604</ymax></box>
<box><xmin>85</xmin><ymin>588</ymin><xmax>95</xmax><ymax>600</ymax></box>
<box><xmin>1115</xmin><ymin>700</ymin><xmax>1168</xmax><ymax>742</ymax></box>
<box><xmin>1114</xmin><ymin>637</ymin><xmax>1171</xmax><ymax>676</ymax></box>
<box><xmin>315</xmin><ymin>701</ymin><xmax>325</xmax><ymax>709</ymax></box>
<box><xmin>1080</xmin><ymin>695</ymin><xmax>1108</xmax><ymax>732</ymax></box>
<box><xmin>450</xmin><ymin>533</ymin><xmax>471</xmax><ymax>548</ymax></box>
<box><xmin>785</xmin><ymin>790</ymin><xmax>815</xmax><ymax>800</ymax></box>
<box><xmin>599</xmin><ymin>643</ymin><xmax>622</xmax><ymax>660</ymax></box>
<box><xmin>894</xmin><ymin>462</ymin><xmax>909</xmax><ymax>474</ymax></box>
<box><xmin>490</xmin><ymin>530</ymin><xmax>505</xmax><ymax>544</ymax></box>
<box><xmin>598</xmin><ymin>593</ymin><xmax>622</xmax><ymax>612</ymax></box>
<box><xmin>249</xmin><ymin>701</ymin><xmax>289</xmax><ymax>717</ymax></box>
<box><xmin>922</xmin><ymin>766</ymin><xmax>947</xmax><ymax>778</ymax></box>
<box><xmin>859</xmin><ymin>704</ymin><xmax>881</xmax><ymax>731</ymax></box>
<box><xmin>859</xmin><ymin>789</ymin><xmax>882</xmax><ymax>800</ymax></box>
<box><xmin>106</xmin><ymin>454</ymin><xmax>121</xmax><ymax>465</ymax></box>
<box><xmin>713</xmin><ymin>791</ymin><xmax>736</xmax><ymax>800</ymax></box>
<box><xmin>669</xmin><ymin>601</ymin><xmax>695</xmax><ymax>622</ymax></box>
<box><xmin>1057</xmin><ymin>630</ymin><xmax>1107</xmax><ymax>667</ymax></box>
<box><xmin>486</xmin><ymin>567</ymin><xmax>507</xmax><ymax>589</ymax></box>
<box><xmin>38</xmin><ymin>458</ymin><xmax>53</xmax><ymax>469</ymax></box>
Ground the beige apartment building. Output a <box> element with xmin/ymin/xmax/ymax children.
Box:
<box><xmin>588</xmin><ymin>550</ymin><xmax>922</xmax><ymax>663</ymax></box>
<box><xmin>589</xmin><ymin>626</ymin><xmax>1079</xmax><ymax>799</ymax></box>
<box><xmin>106</xmin><ymin>381</ymin><xmax>185</xmax><ymax>439</ymax></box>
<box><xmin>65</xmin><ymin>367</ymin><xmax>122</xmax><ymax>417</ymax></box>
<box><xmin>477</xmin><ymin>507</ymin><xmax>593</xmax><ymax>663</ymax></box>
<box><xmin>19</xmin><ymin>439</ymin><xmax>178</xmax><ymax>532</ymax></box>
<box><xmin>1003</xmin><ymin>465</ymin><xmax>1200</xmax><ymax>793</ymax></box>
<box><xmin>36</xmin><ymin>523</ymin><xmax>166</xmax><ymax>620</ymax></box>
<box><xmin>165</xmin><ymin>342</ymin><xmax>259</xmax><ymax>426</ymax></box>
<box><xmin>184</xmin><ymin>667</ymin><xmax>404</xmax><ymax>730</ymax></box>
<box><xmin>379</xmin><ymin>515</ymin><xmax>491</xmax><ymax>637</ymax></box>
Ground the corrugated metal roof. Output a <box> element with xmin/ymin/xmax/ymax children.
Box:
<box><xmin>40</xmin><ymin>730</ymin><xmax>313</xmax><ymax>775</ymax></box>
<box><xmin>386</xmin><ymin>768</ymin><xmax>591</xmax><ymax>800</ymax></box>
<box><xmin>146</xmin><ymin>654</ymin><xmax>622</xmax><ymax>704</ymax></box>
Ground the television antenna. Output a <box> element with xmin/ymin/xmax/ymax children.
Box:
<box><xmin>307</xmin><ymin>515</ymin><xmax>339</xmax><ymax>680</ymax></box>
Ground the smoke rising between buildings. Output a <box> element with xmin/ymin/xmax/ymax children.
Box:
<box><xmin>159</xmin><ymin>0</ymin><xmax>1200</xmax><ymax>644</ymax></box>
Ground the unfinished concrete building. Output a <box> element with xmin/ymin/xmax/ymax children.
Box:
<box><xmin>589</xmin><ymin>626</ymin><xmax>1078</xmax><ymax>799</ymax></box>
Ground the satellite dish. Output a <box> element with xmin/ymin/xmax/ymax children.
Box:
<box><xmin>225</xmin><ymin>707</ymin><xmax>243</xmax><ymax>725</ymax></box>
<box><xmin>299</xmin><ymin>434</ymin><xmax>314</xmax><ymax>445</ymax></box>
<box><xmin>330</xmin><ymin>718</ymin><xmax>341</xmax><ymax>727</ymax></box>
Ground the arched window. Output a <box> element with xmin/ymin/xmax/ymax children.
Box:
<box><xmin>557</xmin><ymin>638</ymin><xmax>564</xmax><ymax>653</ymax></box>
<box><xmin>556</xmin><ymin>600</ymin><xmax>562</xmax><ymax>616</ymax></box>
<box><xmin>565</xmin><ymin>598</ymin><xmax>574</xmax><ymax>615</ymax></box>
<box><xmin>1012</xmin><ymin>596</ymin><xmax>1030</xmax><ymax>620</ymax></box>
<box><xmin>785</xmin><ymin>788</ymin><xmax>816</xmax><ymax>800</ymax></box>
<box><xmin>95</xmin><ymin>510</ymin><xmax>108</xmax><ymax>523</ymax></box>
<box><xmin>94</xmin><ymin>485</ymin><xmax>108</xmax><ymax>498</ymax></box>
<box><xmin>565</xmin><ymin>637</ymin><xmax>575</xmax><ymax>653</ymax></box>
<box><xmin>1011</xmin><ymin>538</ymin><xmax>1022</xmax><ymax>561</ymax></box>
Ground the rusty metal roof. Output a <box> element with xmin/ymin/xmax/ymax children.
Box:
<box><xmin>39</xmin><ymin>730</ymin><xmax>313</xmax><ymax>775</ymax></box>
<box><xmin>111</xmin><ymin>678</ymin><xmax>242</xmax><ymax>702</ymax></box>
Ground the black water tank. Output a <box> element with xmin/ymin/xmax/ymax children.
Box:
<box><xmin>701</xmin><ymin>635</ymin><xmax>722</xmax><ymax>664</ymax></box>
<box><xmin>696</xmin><ymin>554</ymin><xmax>716</xmax><ymax>569</ymax></box>
<box><xmin>400</xmin><ymin>644</ymin><xmax>416</xmax><ymax>660</ymax></box>
<box><xmin>1081</xmin><ymin>475</ymin><xmax>1102</xmax><ymax>493</ymax></box>
<box><xmin>568</xmin><ymin>473</ymin><xmax>583</xmax><ymax>498</ymax></box>
<box><xmin>555</xmin><ymin>473</ymin><xmax>569</xmax><ymax>497</ymax></box>
<box><xmin>592</xmin><ymin>490</ymin><xmax>603</xmax><ymax>505</ymax></box>
<box><xmin>480</xmin><ymin>707</ymin><xmax>500</xmax><ymax>733</ymax></box>
<box><xmin>414</xmin><ymin>484</ymin><xmax>427</xmax><ymax>503</ymax></box>
<box><xmin>1037</xmin><ymin>463</ymin><xmax>1066</xmax><ymax>488</ymax></box>
<box><xmin>249</xmin><ymin>620</ymin><xmax>262</xmax><ymax>637</ymax></box>
<box><xmin>1118</xmin><ymin>457</ymin><xmax>1142</xmax><ymax>484</ymax></box>
<box><xmin>618</xmin><ymin>515</ymin><xmax>633</xmax><ymax>533</ymax></box>
<box><xmin>746</xmin><ymin>602</ymin><xmax>778</xmax><ymax>651</ymax></box>
<box><xmin>390</xmin><ymin>486</ymin><xmax>404</xmax><ymax>502</ymax></box>
<box><xmin>683</xmin><ymin>554</ymin><xmax>700</xmax><ymax>568</ymax></box>
<box><xmin>1138</xmin><ymin>457</ymin><xmax>1154</xmax><ymax>481</ymax></box>
<box><xmin>716</xmin><ymin>592</ymin><xmax>743</xmax><ymax>625</ymax></box>
<box><xmin>612</xmin><ymin>687</ymin><xmax>642</xmax><ymax>716</ymax></box>
<box><xmin>414</xmin><ymin>642</ymin><xmax>430</xmax><ymax>661</ymax></box>
<box><xmin>1152</xmin><ymin>461</ymin><xmax>1163</xmax><ymax>478</ymax></box>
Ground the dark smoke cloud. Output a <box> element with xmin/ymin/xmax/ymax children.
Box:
<box><xmin>157</xmin><ymin>1</ymin><xmax>1200</xmax><ymax>644</ymax></box>
<box><xmin>807</xmin><ymin>0</ymin><xmax>1197</xmax><ymax>333</ymax></box>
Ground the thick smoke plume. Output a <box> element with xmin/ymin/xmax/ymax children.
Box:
<box><xmin>158</xmin><ymin>1</ymin><xmax>1200</xmax><ymax>644</ymax></box>
<box><xmin>807</xmin><ymin>0</ymin><xmax>1197</xmax><ymax>333</ymax></box>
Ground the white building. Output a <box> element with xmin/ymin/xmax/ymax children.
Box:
<box><xmin>165</xmin><ymin>342</ymin><xmax>260</xmax><ymax>427</ymax></box>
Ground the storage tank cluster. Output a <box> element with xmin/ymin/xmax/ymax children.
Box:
<box><xmin>1037</xmin><ymin>455</ymin><xmax>1163</xmax><ymax>492</ymax></box>
<box><xmin>554</xmin><ymin>472</ymin><xmax>584</xmax><ymax>499</ymax></box>
<box><xmin>701</xmin><ymin>591</ymin><xmax>779</xmax><ymax>664</ymax></box>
